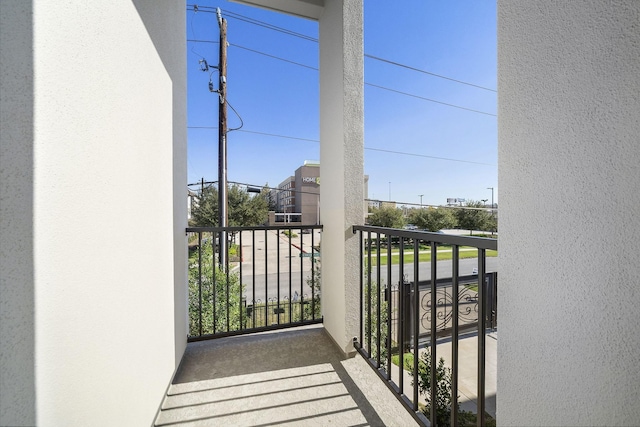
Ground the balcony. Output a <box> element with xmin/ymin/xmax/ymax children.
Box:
<box><xmin>154</xmin><ymin>325</ymin><xmax>418</xmax><ymax>426</ymax></box>
<box><xmin>158</xmin><ymin>225</ymin><xmax>497</xmax><ymax>426</ymax></box>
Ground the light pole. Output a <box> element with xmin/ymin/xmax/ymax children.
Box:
<box><xmin>481</xmin><ymin>198</ymin><xmax>488</xmax><ymax>206</ymax></box>
<box><xmin>486</xmin><ymin>187</ymin><xmax>494</xmax><ymax>211</ymax></box>
<box><xmin>487</xmin><ymin>187</ymin><xmax>495</xmax><ymax>234</ymax></box>
<box><xmin>419</xmin><ymin>194</ymin><xmax>424</xmax><ymax>208</ymax></box>
<box><xmin>388</xmin><ymin>181</ymin><xmax>391</xmax><ymax>201</ymax></box>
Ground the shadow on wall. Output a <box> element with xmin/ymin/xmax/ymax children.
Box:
<box><xmin>0</xmin><ymin>1</ymin><xmax>35</xmax><ymax>425</ymax></box>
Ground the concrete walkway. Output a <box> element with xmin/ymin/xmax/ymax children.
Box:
<box><xmin>155</xmin><ymin>325</ymin><xmax>419</xmax><ymax>427</ymax></box>
<box><xmin>398</xmin><ymin>331</ymin><xmax>497</xmax><ymax>419</ymax></box>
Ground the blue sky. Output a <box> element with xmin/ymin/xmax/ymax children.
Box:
<box><xmin>187</xmin><ymin>1</ymin><xmax>497</xmax><ymax>207</ymax></box>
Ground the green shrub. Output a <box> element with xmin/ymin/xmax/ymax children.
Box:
<box><xmin>409</xmin><ymin>347</ymin><xmax>496</xmax><ymax>426</ymax></box>
<box><xmin>303</xmin><ymin>259</ymin><xmax>321</xmax><ymax>320</ymax></box>
<box><xmin>282</xmin><ymin>230</ymin><xmax>298</xmax><ymax>238</ymax></box>
<box><xmin>188</xmin><ymin>243</ymin><xmax>246</xmax><ymax>336</ymax></box>
<box><xmin>364</xmin><ymin>279</ymin><xmax>390</xmax><ymax>367</ymax></box>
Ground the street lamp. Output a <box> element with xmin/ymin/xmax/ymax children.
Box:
<box><xmin>487</xmin><ymin>187</ymin><xmax>495</xmax><ymax>234</ymax></box>
<box><xmin>419</xmin><ymin>194</ymin><xmax>424</xmax><ymax>207</ymax></box>
<box><xmin>481</xmin><ymin>198</ymin><xmax>488</xmax><ymax>206</ymax></box>
<box><xmin>486</xmin><ymin>187</ymin><xmax>494</xmax><ymax>211</ymax></box>
<box><xmin>388</xmin><ymin>181</ymin><xmax>391</xmax><ymax>201</ymax></box>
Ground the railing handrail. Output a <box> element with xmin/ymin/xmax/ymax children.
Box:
<box><xmin>187</xmin><ymin>224</ymin><xmax>323</xmax><ymax>341</ymax></box>
<box><xmin>187</xmin><ymin>224</ymin><xmax>323</xmax><ymax>233</ymax></box>
<box><xmin>353</xmin><ymin>224</ymin><xmax>496</xmax><ymax>426</ymax></box>
<box><xmin>352</xmin><ymin>225</ymin><xmax>497</xmax><ymax>250</ymax></box>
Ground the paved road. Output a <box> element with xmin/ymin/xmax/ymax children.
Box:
<box><xmin>233</xmin><ymin>227</ymin><xmax>497</xmax><ymax>301</ymax></box>
<box><xmin>375</xmin><ymin>257</ymin><xmax>498</xmax><ymax>284</ymax></box>
<box><xmin>240</xmin><ymin>257</ymin><xmax>497</xmax><ymax>302</ymax></box>
<box><xmin>241</xmin><ymin>272</ymin><xmax>311</xmax><ymax>303</ymax></box>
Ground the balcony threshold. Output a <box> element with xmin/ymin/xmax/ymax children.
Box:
<box><xmin>155</xmin><ymin>325</ymin><xmax>418</xmax><ymax>426</ymax></box>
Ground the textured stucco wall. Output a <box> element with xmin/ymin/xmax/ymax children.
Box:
<box><xmin>498</xmin><ymin>1</ymin><xmax>640</xmax><ymax>425</ymax></box>
<box><xmin>319</xmin><ymin>0</ymin><xmax>364</xmax><ymax>353</ymax></box>
<box><xmin>1</xmin><ymin>1</ymin><xmax>186</xmax><ymax>425</ymax></box>
<box><xmin>235</xmin><ymin>0</ymin><xmax>364</xmax><ymax>354</ymax></box>
<box><xmin>0</xmin><ymin>1</ymin><xmax>36</xmax><ymax>425</ymax></box>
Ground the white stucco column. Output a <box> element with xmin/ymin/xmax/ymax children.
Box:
<box><xmin>498</xmin><ymin>1</ymin><xmax>640</xmax><ymax>424</ymax></box>
<box><xmin>318</xmin><ymin>0</ymin><xmax>364</xmax><ymax>353</ymax></box>
<box><xmin>234</xmin><ymin>0</ymin><xmax>364</xmax><ymax>353</ymax></box>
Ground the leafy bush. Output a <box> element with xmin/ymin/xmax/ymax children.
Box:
<box><xmin>303</xmin><ymin>259</ymin><xmax>321</xmax><ymax>320</ymax></box>
<box><xmin>364</xmin><ymin>279</ymin><xmax>390</xmax><ymax>367</ymax></box>
<box><xmin>188</xmin><ymin>243</ymin><xmax>246</xmax><ymax>336</ymax></box>
<box><xmin>411</xmin><ymin>348</ymin><xmax>454</xmax><ymax>425</ymax></box>
<box><xmin>409</xmin><ymin>347</ymin><xmax>496</xmax><ymax>426</ymax></box>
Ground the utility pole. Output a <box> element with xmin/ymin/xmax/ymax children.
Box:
<box><xmin>487</xmin><ymin>187</ymin><xmax>495</xmax><ymax>235</ymax></box>
<box><xmin>217</xmin><ymin>8</ymin><xmax>228</xmax><ymax>267</ymax></box>
<box><xmin>487</xmin><ymin>187</ymin><xmax>494</xmax><ymax>212</ymax></box>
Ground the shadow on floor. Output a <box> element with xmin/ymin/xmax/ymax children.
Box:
<box><xmin>155</xmin><ymin>325</ymin><xmax>416</xmax><ymax>426</ymax></box>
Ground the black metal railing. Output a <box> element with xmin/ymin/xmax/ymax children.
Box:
<box><xmin>186</xmin><ymin>225</ymin><xmax>322</xmax><ymax>341</ymax></box>
<box><xmin>352</xmin><ymin>225</ymin><xmax>498</xmax><ymax>427</ymax></box>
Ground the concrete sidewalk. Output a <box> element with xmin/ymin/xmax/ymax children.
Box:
<box><xmin>398</xmin><ymin>331</ymin><xmax>497</xmax><ymax>419</ymax></box>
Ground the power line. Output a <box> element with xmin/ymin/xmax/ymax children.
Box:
<box><xmin>237</xmin><ymin>129</ymin><xmax>319</xmax><ymax>142</ymax></box>
<box><xmin>188</xmin><ymin>126</ymin><xmax>319</xmax><ymax>142</ymax></box>
<box><xmin>188</xmin><ymin>179</ymin><xmax>321</xmax><ymax>197</ymax></box>
<box><xmin>187</xmin><ymin>126</ymin><xmax>495</xmax><ymax>166</ymax></box>
<box><xmin>188</xmin><ymin>38</ymin><xmax>495</xmax><ymax>116</ymax></box>
<box><xmin>187</xmin><ymin>38</ymin><xmax>219</xmax><ymax>44</ymax></box>
<box><xmin>224</xmin><ymin>12</ymin><xmax>318</xmax><ymax>42</ymax></box>
<box><xmin>364</xmin><ymin>147</ymin><xmax>495</xmax><ymax>166</ymax></box>
<box><xmin>188</xmin><ymin>5</ymin><xmax>318</xmax><ymax>42</ymax></box>
<box><xmin>229</xmin><ymin>43</ymin><xmax>318</xmax><ymax>71</ymax></box>
<box><xmin>189</xmin><ymin>180</ymin><xmax>497</xmax><ymax>211</ymax></box>
<box><xmin>186</xmin><ymin>6</ymin><xmax>496</xmax><ymax>92</ymax></box>
<box><xmin>365</xmin><ymin>83</ymin><xmax>496</xmax><ymax>117</ymax></box>
<box><xmin>226</xmin><ymin>100</ymin><xmax>244</xmax><ymax>132</ymax></box>
<box><xmin>364</xmin><ymin>54</ymin><xmax>496</xmax><ymax>93</ymax></box>
<box><xmin>365</xmin><ymin>199</ymin><xmax>497</xmax><ymax>212</ymax></box>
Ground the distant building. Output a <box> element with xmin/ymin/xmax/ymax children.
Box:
<box><xmin>187</xmin><ymin>189</ymin><xmax>198</xmax><ymax>220</ymax></box>
<box><xmin>294</xmin><ymin>163</ymin><xmax>321</xmax><ymax>224</ymax></box>
<box><xmin>381</xmin><ymin>201</ymin><xmax>397</xmax><ymax>209</ymax></box>
<box><xmin>276</xmin><ymin>176</ymin><xmax>295</xmax><ymax>214</ymax></box>
<box><xmin>367</xmin><ymin>199</ymin><xmax>381</xmax><ymax>209</ymax></box>
<box><xmin>271</xmin><ymin>161</ymin><xmax>367</xmax><ymax>225</ymax></box>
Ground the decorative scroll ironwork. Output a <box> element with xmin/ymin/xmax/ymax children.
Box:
<box><xmin>419</xmin><ymin>285</ymin><xmax>479</xmax><ymax>334</ymax></box>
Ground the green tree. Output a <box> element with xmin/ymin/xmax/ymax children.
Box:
<box><xmin>410</xmin><ymin>207</ymin><xmax>457</xmax><ymax>232</ymax></box>
<box><xmin>191</xmin><ymin>184</ymin><xmax>269</xmax><ymax>227</ymax></box>
<box><xmin>454</xmin><ymin>200</ymin><xmax>493</xmax><ymax>235</ymax></box>
<box><xmin>368</xmin><ymin>206</ymin><xmax>405</xmax><ymax>228</ymax></box>
<box><xmin>188</xmin><ymin>242</ymin><xmax>246</xmax><ymax>336</ymax></box>
<box><xmin>264</xmin><ymin>184</ymin><xmax>277</xmax><ymax>211</ymax></box>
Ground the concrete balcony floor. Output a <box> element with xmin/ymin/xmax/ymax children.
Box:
<box><xmin>155</xmin><ymin>325</ymin><xmax>419</xmax><ymax>426</ymax></box>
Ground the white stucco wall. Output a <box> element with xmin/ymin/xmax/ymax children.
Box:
<box><xmin>498</xmin><ymin>1</ymin><xmax>640</xmax><ymax>425</ymax></box>
<box><xmin>1</xmin><ymin>1</ymin><xmax>187</xmax><ymax>425</ymax></box>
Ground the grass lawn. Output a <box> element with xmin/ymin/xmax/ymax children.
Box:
<box><xmin>366</xmin><ymin>248</ymin><xmax>497</xmax><ymax>265</ymax></box>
